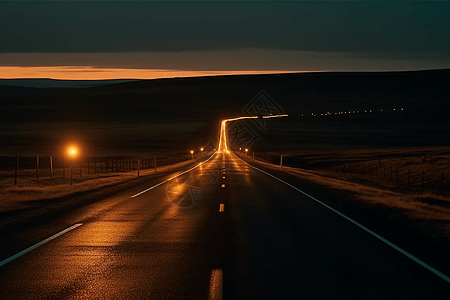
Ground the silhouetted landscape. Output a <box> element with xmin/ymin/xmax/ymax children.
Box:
<box><xmin>1</xmin><ymin>69</ymin><xmax>450</xmax><ymax>157</ymax></box>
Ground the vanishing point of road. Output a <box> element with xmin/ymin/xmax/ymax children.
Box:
<box><xmin>0</xmin><ymin>117</ymin><xmax>449</xmax><ymax>299</ymax></box>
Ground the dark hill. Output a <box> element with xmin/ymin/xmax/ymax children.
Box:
<box><xmin>1</xmin><ymin>69</ymin><xmax>449</xmax><ymax>155</ymax></box>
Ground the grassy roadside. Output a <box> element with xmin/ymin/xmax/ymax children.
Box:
<box><xmin>0</xmin><ymin>158</ymin><xmax>199</xmax><ymax>214</ymax></box>
<box><xmin>237</xmin><ymin>151</ymin><xmax>450</xmax><ymax>238</ymax></box>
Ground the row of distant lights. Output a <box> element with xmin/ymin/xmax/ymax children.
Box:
<box><xmin>302</xmin><ymin>108</ymin><xmax>404</xmax><ymax>117</ymax></box>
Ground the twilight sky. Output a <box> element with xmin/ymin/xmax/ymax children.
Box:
<box><xmin>1</xmin><ymin>1</ymin><xmax>450</xmax><ymax>79</ymax></box>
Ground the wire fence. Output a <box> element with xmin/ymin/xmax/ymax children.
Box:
<box><xmin>250</xmin><ymin>151</ymin><xmax>450</xmax><ymax>198</ymax></box>
<box><xmin>0</xmin><ymin>154</ymin><xmax>191</xmax><ymax>186</ymax></box>
<box><xmin>331</xmin><ymin>161</ymin><xmax>448</xmax><ymax>196</ymax></box>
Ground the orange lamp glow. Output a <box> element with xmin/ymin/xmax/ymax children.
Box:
<box><xmin>67</xmin><ymin>146</ymin><xmax>78</xmax><ymax>158</ymax></box>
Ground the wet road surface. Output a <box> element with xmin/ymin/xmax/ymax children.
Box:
<box><xmin>1</xmin><ymin>152</ymin><xmax>449</xmax><ymax>299</ymax></box>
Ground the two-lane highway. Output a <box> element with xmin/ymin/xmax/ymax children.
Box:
<box><xmin>1</xmin><ymin>151</ymin><xmax>449</xmax><ymax>299</ymax></box>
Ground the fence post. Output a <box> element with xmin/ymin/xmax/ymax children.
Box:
<box><xmin>138</xmin><ymin>159</ymin><xmax>141</xmax><ymax>177</ymax></box>
<box><xmin>50</xmin><ymin>156</ymin><xmax>53</xmax><ymax>179</ymax></box>
<box><xmin>15</xmin><ymin>155</ymin><xmax>19</xmax><ymax>185</ymax></box>
<box><xmin>280</xmin><ymin>155</ymin><xmax>283</xmax><ymax>170</ymax></box>
<box><xmin>154</xmin><ymin>157</ymin><xmax>157</xmax><ymax>172</ymax></box>
<box><xmin>36</xmin><ymin>155</ymin><xmax>39</xmax><ymax>181</ymax></box>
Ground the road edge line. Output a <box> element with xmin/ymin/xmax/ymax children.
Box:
<box><xmin>232</xmin><ymin>152</ymin><xmax>450</xmax><ymax>284</ymax></box>
<box><xmin>0</xmin><ymin>223</ymin><xmax>83</xmax><ymax>267</ymax></box>
<box><xmin>130</xmin><ymin>151</ymin><xmax>217</xmax><ymax>198</ymax></box>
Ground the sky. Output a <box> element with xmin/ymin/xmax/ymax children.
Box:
<box><xmin>1</xmin><ymin>1</ymin><xmax>450</xmax><ymax>79</ymax></box>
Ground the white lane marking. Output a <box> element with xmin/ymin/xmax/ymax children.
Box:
<box><xmin>221</xmin><ymin>184</ymin><xmax>225</xmax><ymax>188</ymax></box>
<box><xmin>0</xmin><ymin>223</ymin><xmax>83</xmax><ymax>267</ymax></box>
<box><xmin>232</xmin><ymin>152</ymin><xmax>450</xmax><ymax>284</ymax></box>
<box><xmin>208</xmin><ymin>269</ymin><xmax>223</xmax><ymax>300</ymax></box>
<box><xmin>223</xmin><ymin>176</ymin><xmax>225</xmax><ymax>179</ymax></box>
<box><xmin>219</xmin><ymin>203</ymin><xmax>225</xmax><ymax>212</ymax></box>
<box><xmin>131</xmin><ymin>152</ymin><xmax>217</xmax><ymax>198</ymax></box>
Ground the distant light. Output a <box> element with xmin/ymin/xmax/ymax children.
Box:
<box><xmin>67</xmin><ymin>146</ymin><xmax>78</xmax><ymax>158</ymax></box>
<box><xmin>393</xmin><ymin>108</ymin><xmax>396</xmax><ymax>111</ymax></box>
<box><xmin>245</xmin><ymin>148</ymin><xmax>248</xmax><ymax>152</ymax></box>
<box><xmin>190</xmin><ymin>150</ymin><xmax>194</xmax><ymax>154</ymax></box>
<box><xmin>401</xmin><ymin>108</ymin><xmax>404</xmax><ymax>111</ymax></box>
<box><xmin>201</xmin><ymin>147</ymin><xmax>204</xmax><ymax>151</ymax></box>
<box><xmin>381</xmin><ymin>109</ymin><xmax>383</xmax><ymax>112</ymax></box>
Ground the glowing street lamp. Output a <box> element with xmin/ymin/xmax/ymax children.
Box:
<box><xmin>67</xmin><ymin>146</ymin><xmax>78</xmax><ymax>185</ymax></box>
<box><xmin>200</xmin><ymin>147</ymin><xmax>204</xmax><ymax>156</ymax></box>
<box><xmin>245</xmin><ymin>148</ymin><xmax>248</xmax><ymax>156</ymax></box>
<box><xmin>190</xmin><ymin>150</ymin><xmax>194</xmax><ymax>160</ymax></box>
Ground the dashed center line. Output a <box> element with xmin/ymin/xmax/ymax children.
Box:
<box><xmin>221</xmin><ymin>184</ymin><xmax>225</xmax><ymax>188</ymax></box>
<box><xmin>219</xmin><ymin>203</ymin><xmax>225</xmax><ymax>212</ymax></box>
<box><xmin>208</xmin><ymin>269</ymin><xmax>223</xmax><ymax>300</ymax></box>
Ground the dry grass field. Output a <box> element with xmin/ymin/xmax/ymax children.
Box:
<box><xmin>247</xmin><ymin>147</ymin><xmax>450</xmax><ymax>237</ymax></box>
<box><xmin>0</xmin><ymin>156</ymin><xmax>198</xmax><ymax>213</ymax></box>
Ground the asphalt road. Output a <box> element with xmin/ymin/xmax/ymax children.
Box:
<box><xmin>0</xmin><ymin>152</ymin><xmax>449</xmax><ymax>299</ymax></box>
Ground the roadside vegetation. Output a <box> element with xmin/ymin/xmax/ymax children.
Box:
<box><xmin>245</xmin><ymin>147</ymin><xmax>450</xmax><ymax>237</ymax></box>
<box><xmin>0</xmin><ymin>159</ymin><xmax>195</xmax><ymax>213</ymax></box>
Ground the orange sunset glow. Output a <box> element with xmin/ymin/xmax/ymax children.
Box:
<box><xmin>0</xmin><ymin>67</ymin><xmax>302</xmax><ymax>80</ymax></box>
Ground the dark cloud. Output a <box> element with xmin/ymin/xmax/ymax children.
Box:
<box><xmin>1</xmin><ymin>1</ymin><xmax>449</xmax><ymax>59</ymax></box>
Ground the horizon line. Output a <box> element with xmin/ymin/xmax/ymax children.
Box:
<box><xmin>1</xmin><ymin>66</ymin><xmax>448</xmax><ymax>81</ymax></box>
<box><xmin>0</xmin><ymin>67</ymin><xmax>306</xmax><ymax>80</ymax></box>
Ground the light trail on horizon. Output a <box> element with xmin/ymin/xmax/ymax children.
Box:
<box><xmin>217</xmin><ymin>114</ymin><xmax>288</xmax><ymax>153</ymax></box>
